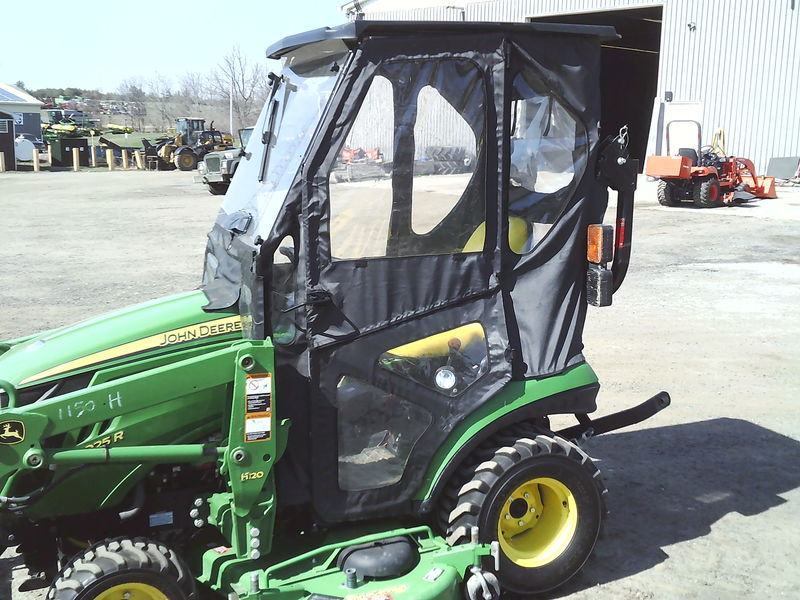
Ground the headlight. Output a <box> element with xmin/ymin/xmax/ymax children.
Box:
<box><xmin>198</xmin><ymin>162</ymin><xmax>206</xmax><ymax>174</ymax></box>
<box><xmin>434</xmin><ymin>366</ymin><xmax>457</xmax><ymax>391</ymax></box>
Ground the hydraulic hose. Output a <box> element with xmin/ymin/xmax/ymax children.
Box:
<box><xmin>0</xmin><ymin>465</ymin><xmax>90</xmax><ymax>512</ymax></box>
<box><xmin>118</xmin><ymin>482</ymin><xmax>146</xmax><ymax>521</ymax></box>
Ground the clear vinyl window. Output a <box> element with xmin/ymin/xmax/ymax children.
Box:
<box><xmin>329</xmin><ymin>74</ymin><xmax>394</xmax><ymax>261</ymax></box>
<box><xmin>508</xmin><ymin>68</ymin><xmax>588</xmax><ymax>254</ymax></box>
<box><xmin>411</xmin><ymin>85</ymin><xmax>480</xmax><ymax>236</ymax></box>
<box><xmin>328</xmin><ymin>59</ymin><xmax>486</xmax><ymax>260</ymax></box>
<box><xmin>335</xmin><ymin>377</ymin><xmax>432</xmax><ymax>491</ymax></box>
<box><xmin>378</xmin><ymin>323</ymin><xmax>489</xmax><ymax>396</ymax></box>
<box><xmin>270</xmin><ymin>235</ymin><xmax>298</xmax><ymax>345</ymax></box>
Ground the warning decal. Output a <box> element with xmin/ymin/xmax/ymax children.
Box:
<box><xmin>245</xmin><ymin>373</ymin><xmax>272</xmax><ymax>442</ymax></box>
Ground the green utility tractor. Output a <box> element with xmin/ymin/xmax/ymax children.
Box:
<box><xmin>0</xmin><ymin>21</ymin><xmax>670</xmax><ymax>600</ymax></box>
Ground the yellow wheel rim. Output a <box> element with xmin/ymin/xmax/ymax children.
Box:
<box><xmin>497</xmin><ymin>476</ymin><xmax>578</xmax><ymax>568</ymax></box>
<box><xmin>95</xmin><ymin>582</ymin><xmax>168</xmax><ymax>600</ymax></box>
<box><xmin>178</xmin><ymin>154</ymin><xmax>193</xmax><ymax>168</ymax></box>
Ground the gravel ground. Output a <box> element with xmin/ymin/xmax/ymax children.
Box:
<box><xmin>0</xmin><ymin>169</ymin><xmax>798</xmax><ymax>599</ymax></box>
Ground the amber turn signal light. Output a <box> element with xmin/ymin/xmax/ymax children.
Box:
<box><xmin>587</xmin><ymin>224</ymin><xmax>613</xmax><ymax>264</ymax></box>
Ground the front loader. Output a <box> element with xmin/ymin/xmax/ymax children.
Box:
<box><xmin>0</xmin><ymin>21</ymin><xmax>670</xmax><ymax>600</ymax></box>
<box><xmin>143</xmin><ymin>118</ymin><xmax>233</xmax><ymax>171</ymax></box>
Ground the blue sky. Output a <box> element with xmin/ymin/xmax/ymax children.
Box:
<box><xmin>1</xmin><ymin>1</ymin><xmax>346</xmax><ymax>93</ymax></box>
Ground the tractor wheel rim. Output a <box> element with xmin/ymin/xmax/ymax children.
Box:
<box><xmin>96</xmin><ymin>582</ymin><xmax>168</xmax><ymax>600</ymax></box>
<box><xmin>179</xmin><ymin>155</ymin><xmax>192</xmax><ymax>168</ymax></box>
<box><xmin>709</xmin><ymin>183</ymin><xmax>719</xmax><ymax>202</ymax></box>
<box><xmin>496</xmin><ymin>476</ymin><xmax>578</xmax><ymax>568</ymax></box>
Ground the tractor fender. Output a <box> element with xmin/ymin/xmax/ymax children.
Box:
<box><xmin>689</xmin><ymin>165</ymin><xmax>717</xmax><ymax>177</ymax></box>
<box><xmin>415</xmin><ymin>381</ymin><xmax>600</xmax><ymax>515</ymax></box>
<box><xmin>173</xmin><ymin>145</ymin><xmax>194</xmax><ymax>157</ymax></box>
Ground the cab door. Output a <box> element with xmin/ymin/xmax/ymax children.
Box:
<box><xmin>300</xmin><ymin>40</ymin><xmax>514</xmax><ymax>522</ymax></box>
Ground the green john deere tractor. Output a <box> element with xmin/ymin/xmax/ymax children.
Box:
<box><xmin>0</xmin><ymin>21</ymin><xmax>670</xmax><ymax>600</ymax></box>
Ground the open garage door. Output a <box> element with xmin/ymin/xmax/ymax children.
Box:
<box><xmin>530</xmin><ymin>6</ymin><xmax>662</xmax><ymax>169</ymax></box>
<box><xmin>0</xmin><ymin>112</ymin><xmax>15</xmax><ymax>170</ymax></box>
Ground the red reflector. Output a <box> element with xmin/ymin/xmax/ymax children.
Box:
<box><xmin>616</xmin><ymin>218</ymin><xmax>626</xmax><ymax>249</ymax></box>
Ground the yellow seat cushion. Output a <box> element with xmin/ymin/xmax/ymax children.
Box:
<box><xmin>384</xmin><ymin>323</ymin><xmax>485</xmax><ymax>358</ymax></box>
<box><xmin>462</xmin><ymin>217</ymin><xmax>531</xmax><ymax>253</ymax></box>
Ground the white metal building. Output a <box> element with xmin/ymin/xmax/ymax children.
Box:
<box><xmin>341</xmin><ymin>0</ymin><xmax>800</xmax><ymax>171</ymax></box>
<box><xmin>0</xmin><ymin>83</ymin><xmax>43</xmax><ymax>139</ymax></box>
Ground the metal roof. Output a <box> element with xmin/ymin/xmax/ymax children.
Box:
<box><xmin>0</xmin><ymin>83</ymin><xmax>43</xmax><ymax>106</ymax></box>
<box><xmin>266</xmin><ymin>20</ymin><xmax>618</xmax><ymax>59</ymax></box>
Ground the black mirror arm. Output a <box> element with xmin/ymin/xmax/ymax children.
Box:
<box><xmin>597</xmin><ymin>126</ymin><xmax>638</xmax><ymax>292</ymax></box>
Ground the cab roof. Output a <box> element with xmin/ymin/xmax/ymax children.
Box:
<box><xmin>266</xmin><ymin>20</ymin><xmax>619</xmax><ymax>59</ymax></box>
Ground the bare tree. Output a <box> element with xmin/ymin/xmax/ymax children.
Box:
<box><xmin>174</xmin><ymin>72</ymin><xmax>208</xmax><ymax>118</ymax></box>
<box><xmin>208</xmin><ymin>45</ymin><xmax>267</xmax><ymax>132</ymax></box>
<box><xmin>118</xmin><ymin>78</ymin><xmax>148</xmax><ymax>130</ymax></box>
<box><xmin>179</xmin><ymin>72</ymin><xmax>209</xmax><ymax>104</ymax></box>
<box><xmin>147</xmin><ymin>73</ymin><xmax>176</xmax><ymax>131</ymax></box>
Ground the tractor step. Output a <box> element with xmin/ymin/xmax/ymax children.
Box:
<box><xmin>557</xmin><ymin>391</ymin><xmax>671</xmax><ymax>440</ymax></box>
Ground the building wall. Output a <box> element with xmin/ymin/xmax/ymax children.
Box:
<box><xmin>0</xmin><ymin>102</ymin><xmax>42</xmax><ymax>139</ymax></box>
<box><xmin>14</xmin><ymin>111</ymin><xmax>41</xmax><ymax>138</ymax></box>
<box><xmin>362</xmin><ymin>0</ymin><xmax>800</xmax><ymax>170</ymax></box>
<box><xmin>0</xmin><ymin>111</ymin><xmax>17</xmax><ymax>168</ymax></box>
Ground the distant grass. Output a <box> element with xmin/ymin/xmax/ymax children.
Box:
<box><xmin>77</xmin><ymin>131</ymin><xmax>171</xmax><ymax>150</ymax></box>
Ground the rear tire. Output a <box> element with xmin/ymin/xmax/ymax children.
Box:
<box><xmin>693</xmin><ymin>175</ymin><xmax>723</xmax><ymax>207</ymax></box>
<box><xmin>446</xmin><ymin>435</ymin><xmax>605</xmax><ymax>596</ymax></box>
<box><xmin>657</xmin><ymin>180</ymin><xmax>681</xmax><ymax>206</ymax></box>
<box><xmin>47</xmin><ymin>537</ymin><xmax>195</xmax><ymax>600</ymax></box>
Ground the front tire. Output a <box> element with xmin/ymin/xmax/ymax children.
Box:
<box><xmin>48</xmin><ymin>538</ymin><xmax>195</xmax><ymax>600</ymax></box>
<box><xmin>446</xmin><ymin>435</ymin><xmax>605</xmax><ymax>596</ymax></box>
<box><xmin>207</xmin><ymin>183</ymin><xmax>228</xmax><ymax>195</ymax></box>
<box><xmin>174</xmin><ymin>151</ymin><xmax>197</xmax><ymax>171</ymax></box>
<box><xmin>693</xmin><ymin>175</ymin><xmax>722</xmax><ymax>207</ymax></box>
<box><xmin>657</xmin><ymin>180</ymin><xmax>681</xmax><ymax>206</ymax></box>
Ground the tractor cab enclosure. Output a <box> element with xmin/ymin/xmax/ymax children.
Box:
<box><xmin>202</xmin><ymin>21</ymin><xmax>622</xmax><ymax>522</ymax></box>
<box><xmin>176</xmin><ymin>117</ymin><xmax>208</xmax><ymax>145</ymax></box>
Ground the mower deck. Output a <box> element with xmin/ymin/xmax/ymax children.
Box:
<box><xmin>227</xmin><ymin>527</ymin><xmax>493</xmax><ymax>600</ymax></box>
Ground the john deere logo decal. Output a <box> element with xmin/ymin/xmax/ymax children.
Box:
<box><xmin>0</xmin><ymin>420</ymin><xmax>25</xmax><ymax>444</ymax></box>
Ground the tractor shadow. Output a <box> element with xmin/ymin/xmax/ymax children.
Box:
<box><xmin>548</xmin><ymin>417</ymin><xmax>800</xmax><ymax>597</ymax></box>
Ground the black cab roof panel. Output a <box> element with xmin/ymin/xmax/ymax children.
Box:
<box><xmin>266</xmin><ymin>20</ymin><xmax>619</xmax><ymax>59</ymax></box>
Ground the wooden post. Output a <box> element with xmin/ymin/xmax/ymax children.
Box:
<box><xmin>106</xmin><ymin>149</ymin><xmax>115</xmax><ymax>171</ymax></box>
<box><xmin>0</xmin><ymin>152</ymin><xmax>5</xmax><ymax>172</ymax></box>
<box><xmin>134</xmin><ymin>150</ymin><xmax>144</xmax><ymax>170</ymax></box>
<box><xmin>90</xmin><ymin>145</ymin><xmax>97</xmax><ymax>168</ymax></box>
<box><xmin>33</xmin><ymin>148</ymin><xmax>40</xmax><ymax>172</ymax></box>
<box><xmin>72</xmin><ymin>148</ymin><xmax>80</xmax><ymax>172</ymax></box>
<box><xmin>121</xmin><ymin>150</ymin><xmax>129</xmax><ymax>170</ymax></box>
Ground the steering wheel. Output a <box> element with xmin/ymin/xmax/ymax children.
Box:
<box><xmin>699</xmin><ymin>144</ymin><xmax>718</xmax><ymax>161</ymax></box>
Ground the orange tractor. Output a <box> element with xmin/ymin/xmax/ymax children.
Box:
<box><xmin>646</xmin><ymin>120</ymin><xmax>776</xmax><ymax>207</ymax></box>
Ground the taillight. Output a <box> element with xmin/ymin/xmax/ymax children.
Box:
<box><xmin>587</xmin><ymin>224</ymin><xmax>613</xmax><ymax>264</ymax></box>
<box><xmin>587</xmin><ymin>224</ymin><xmax>614</xmax><ymax>307</ymax></box>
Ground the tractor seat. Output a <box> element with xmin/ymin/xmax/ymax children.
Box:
<box><xmin>462</xmin><ymin>216</ymin><xmax>533</xmax><ymax>254</ymax></box>
<box><xmin>677</xmin><ymin>147</ymin><xmax>699</xmax><ymax>167</ymax></box>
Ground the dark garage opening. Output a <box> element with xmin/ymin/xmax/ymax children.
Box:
<box><xmin>0</xmin><ymin>111</ymin><xmax>16</xmax><ymax>170</ymax></box>
<box><xmin>530</xmin><ymin>6</ymin><xmax>662</xmax><ymax>168</ymax></box>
